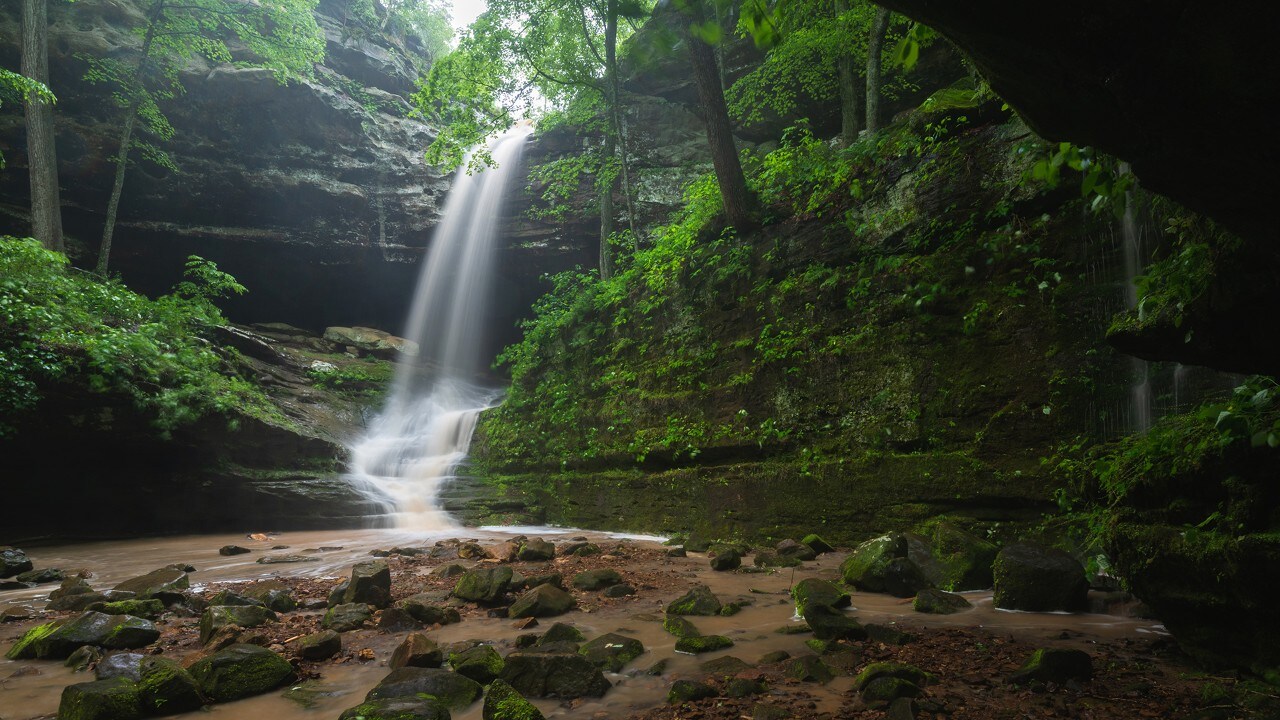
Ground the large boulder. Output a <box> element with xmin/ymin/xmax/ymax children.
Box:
<box><xmin>500</xmin><ymin>652</ymin><xmax>611</xmax><ymax>698</ymax></box>
<box><xmin>323</xmin><ymin>327</ymin><xmax>419</xmax><ymax>358</ymax></box>
<box><xmin>136</xmin><ymin>657</ymin><xmax>204</xmax><ymax>714</ymax></box>
<box><xmin>199</xmin><ymin>605</ymin><xmax>277</xmax><ymax>644</ymax></box>
<box><xmin>323</xmin><ymin>603</ymin><xmax>373</xmax><ymax>632</ymax></box>
<box><xmin>399</xmin><ymin>593</ymin><xmax>462</xmax><ymax>625</ymax></box>
<box><xmin>508</xmin><ymin>584</ymin><xmax>577</xmax><ymax>619</ymax></box>
<box><xmin>913</xmin><ymin>588</ymin><xmax>972</xmax><ymax>615</ymax></box>
<box><xmin>339</xmin><ymin>697</ymin><xmax>450</xmax><ymax>720</ymax></box>
<box><xmin>57</xmin><ymin>677</ymin><xmax>143</xmax><ymax>720</ymax></box>
<box><xmin>451</xmin><ymin>644</ymin><xmax>505</xmax><ymax>684</ymax></box>
<box><xmin>390</xmin><ymin>633</ymin><xmax>443</xmax><ymax>669</ymax></box>
<box><xmin>924</xmin><ymin>521</ymin><xmax>999</xmax><ymax>590</ymax></box>
<box><xmin>1008</xmin><ymin>648</ymin><xmax>1093</xmax><ymax>684</ymax></box>
<box><xmin>801</xmin><ymin>604</ymin><xmax>867</xmax><ymax>642</ymax></box>
<box><xmin>992</xmin><ymin>542</ymin><xmax>1088</xmax><ymax>612</ymax></box>
<box><xmin>112</xmin><ymin>568</ymin><xmax>189</xmax><ymax>603</ymax></box>
<box><xmin>293</xmin><ymin>630</ymin><xmax>342</xmax><ymax>661</ymax></box>
<box><xmin>454</xmin><ymin>567</ymin><xmax>515</xmax><ymax>604</ymax></box>
<box><xmin>365</xmin><ymin>667</ymin><xmax>483</xmax><ymax>710</ymax></box>
<box><xmin>517</xmin><ymin>538</ymin><xmax>556</xmax><ymax>562</ymax></box>
<box><xmin>188</xmin><ymin>644</ymin><xmax>294</xmax><ymax>702</ymax></box>
<box><xmin>17</xmin><ymin>612</ymin><xmax>159</xmax><ymax>659</ymax></box>
<box><xmin>483</xmin><ymin>678</ymin><xmax>546</xmax><ymax>720</ymax></box>
<box><xmin>579</xmin><ymin>633</ymin><xmax>645</xmax><ymax>672</ymax></box>
<box><xmin>342</xmin><ymin>561</ymin><xmax>393</xmax><ymax>608</ymax></box>
<box><xmin>791</xmin><ymin>578</ymin><xmax>851</xmax><ymax>614</ymax></box>
<box><xmin>840</xmin><ymin>535</ymin><xmax>933</xmax><ymax>597</ymax></box>
<box><xmin>571</xmin><ymin>569</ymin><xmax>622</xmax><ymax>591</ymax></box>
<box><xmin>665</xmin><ymin>585</ymin><xmax>722</xmax><ymax>615</ymax></box>
<box><xmin>0</xmin><ymin>547</ymin><xmax>33</xmax><ymax>578</ymax></box>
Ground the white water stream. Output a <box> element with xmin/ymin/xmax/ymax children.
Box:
<box><xmin>346</xmin><ymin>127</ymin><xmax>533</xmax><ymax>530</ymax></box>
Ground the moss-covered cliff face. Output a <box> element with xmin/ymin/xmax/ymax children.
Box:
<box><xmin>465</xmin><ymin>102</ymin><xmax>1142</xmax><ymax>544</ymax></box>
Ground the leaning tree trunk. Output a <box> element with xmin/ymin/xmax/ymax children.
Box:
<box><xmin>21</xmin><ymin>0</ymin><xmax>64</xmax><ymax>253</ymax></box>
<box><xmin>865</xmin><ymin>6</ymin><xmax>891</xmax><ymax>134</ymax></box>
<box><xmin>835</xmin><ymin>0</ymin><xmax>861</xmax><ymax>146</ymax></box>
<box><xmin>682</xmin><ymin>1</ymin><xmax>756</xmax><ymax>230</ymax></box>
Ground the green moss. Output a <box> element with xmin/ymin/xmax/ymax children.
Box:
<box><xmin>450</xmin><ymin>645</ymin><xmax>504</xmax><ymax>684</ymax></box>
<box><xmin>662</xmin><ymin>615</ymin><xmax>700</xmax><ymax>638</ymax></box>
<box><xmin>98</xmin><ymin>599</ymin><xmax>165</xmax><ymax>619</ymax></box>
<box><xmin>854</xmin><ymin>662</ymin><xmax>931</xmax><ymax>690</ymax></box>
<box><xmin>674</xmin><ymin>635</ymin><xmax>733</xmax><ymax>654</ymax></box>
<box><xmin>483</xmin><ymin>679</ymin><xmax>545</xmax><ymax>720</ymax></box>
<box><xmin>57</xmin><ymin>677</ymin><xmax>143</xmax><ymax>720</ymax></box>
<box><xmin>5</xmin><ymin>620</ymin><xmax>60</xmax><ymax>660</ymax></box>
<box><xmin>188</xmin><ymin>644</ymin><xmax>294</xmax><ymax>703</ymax></box>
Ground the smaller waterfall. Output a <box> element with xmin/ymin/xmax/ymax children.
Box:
<box><xmin>1120</xmin><ymin>163</ymin><xmax>1153</xmax><ymax>435</ymax></box>
<box><xmin>347</xmin><ymin>126</ymin><xmax>532</xmax><ymax>530</ymax></box>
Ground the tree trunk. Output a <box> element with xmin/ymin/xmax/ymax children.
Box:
<box><xmin>603</xmin><ymin>0</ymin><xmax>637</xmax><ymax>242</ymax></box>
<box><xmin>835</xmin><ymin>0</ymin><xmax>861</xmax><ymax>146</ymax></box>
<box><xmin>599</xmin><ymin>130</ymin><xmax>616</xmax><ymax>280</ymax></box>
<box><xmin>682</xmin><ymin>1</ymin><xmax>756</xmax><ymax>230</ymax></box>
<box><xmin>95</xmin><ymin>0</ymin><xmax>162</xmax><ymax>275</ymax></box>
<box><xmin>21</xmin><ymin>0</ymin><xmax>64</xmax><ymax>253</ymax></box>
<box><xmin>865</xmin><ymin>6</ymin><xmax>891</xmax><ymax>134</ymax></box>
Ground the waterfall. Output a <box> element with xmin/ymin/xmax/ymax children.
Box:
<box><xmin>1120</xmin><ymin>163</ymin><xmax>1153</xmax><ymax>435</ymax></box>
<box><xmin>346</xmin><ymin>126</ymin><xmax>533</xmax><ymax>530</ymax></box>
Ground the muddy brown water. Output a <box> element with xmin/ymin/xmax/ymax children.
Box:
<box><xmin>0</xmin><ymin>527</ymin><xmax>1166</xmax><ymax>719</ymax></box>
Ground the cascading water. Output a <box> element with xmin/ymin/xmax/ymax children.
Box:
<box><xmin>346</xmin><ymin>126</ymin><xmax>533</xmax><ymax>529</ymax></box>
<box><xmin>1120</xmin><ymin>163</ymin><xmax>1153</xmax><ymax>435</ymax></box>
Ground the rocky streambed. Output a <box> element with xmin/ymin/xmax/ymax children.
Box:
<box><xmin>0</xmin><ymin>529</ymin><xmax>1249</xmax><ymax>720</ymax></box>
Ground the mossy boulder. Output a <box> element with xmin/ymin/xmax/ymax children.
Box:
<box><xmin>665</xmin><ymin>585</ymin><xmax>722</xmax><ymax>615</ymax></box>
<box><xmin>580</xmin><ymin>633</ymin><xmax>645</xmax><ymax>672</ymax></box>
<box><xmin>801</xmin><ymin>604</ymin><xmax>867</xmax><ymax>642</ymax></box>
<box><xmin>243</xmin><ymin>581</ymin><xmax>297</xmax><ymax>612</ymax></box>
<box><xmin>509</xmin><ymin>584</ymin><xmax>577</xmax><ymax>618</ymax></box>
<box><xmin>710</xmin><ymin>549</ymin><xmax>742</xmax><ymax>571</ymax></box>
<box><xmin>342</xmin><ymin>561</ymin><xmax>392</xmax><ymax>609</ymax></box>
<box><xmin>1</xmin><ymin>547</ymin><xmax>33</xmax><ymax>578</ymax></box>
<box><xmin>207</xmin><ymin>590</ymin><xmax>262</xmax><ymax>608</ymax></box>
<box><xmin>925</xmin><ymin>521</ymin><xmax>999</xmax><ymax>590</ymax></box>
<box><xmin>338</xmin><ymin>697</ymin><xmax>451</xmax><ymax>720</ymax></box>
<box><xmin>499</xmin><ymin>652</ymin><xmax>611</xmax><ymax>698</ymax></box>
<box><xmin>752</xmin><ymin>552</ymin><xmax>801</xmax><ymax>568</ymax></box>
<box><xmin>454</xmin><ymin>566</ymin><xmax>515</xmax><ymax>604</ymax></box>
<box><xmin>57</xmin><ymin>677</ymin><xmax>143</xmax><ymax>720</ymax></box>
<box><xmin>390</xmin><ymin>633</ymin><xmax>443</xmax><ymax>669</ymax></box>
<box><xmin>524</xmin><ymin>572</ymin><xmax>565</xmax><ymax>590</ymax></box>
<box><xmin>452</xmin><ymin>644</ymin><xmax>505</xmax><ymax>684</ymax></box>
<box><xmin>840</xmin><ymin>535</ymin><xmax>932</xmax><ymax>597</ymax></box>
<box><xmin>293</xmin><ymin>630</ymin><xmax>342</xmax><ymax>661</ymax></box>
<box><xmin>17</xmin><ymin>567</ymin><xmax>64</xmax><ymax>584</ymax></box>
<box><xmin>854</xmin><ymin>662</ymin><xmax>932</xmax><ymax>690</ymax></box>
<box><xmin>801</xmin><ymin>534</ymin><xmax>835</xmax><ymax>554</ymax></box>
<box><xmin>188</xmin><ymin>644</ymin><xmax>294</xmax><ymax>703</ymax></box>
<box><xmin>95</xmin><ymin>600</ymin><xmax>165</xmax><ymax>620</ymax></box>
<box><xmin>785</xmin><ymin>655</ymin><xmax>833</xmax><ymax>683</ymax></box>
<box><xmin>517</xmin><ymin>538</ymin><xmax>556</xmax><ymax>561</ymax></box>
<box><xmin>725</xmin><ymin>677</ymin><xmax>766</xmax><ymax>697</ymax></box>
<box><xmin>992</xmin><ymin>542</ymin><xmax>1088</xmax><ymax>612</ymax></box>
<box><xmin>483</xmin><ymin>679</ymin><xmax>545</xmax><ymax>720</ymax></box>
<box><xmin>27</xmin><ymin>613</ymin><xmax>159</xmax><ymax>659</ymax></box>
<box><xmin>571</xmin><ymin>569</ymin><xmax>622</xmax><ymax>591</ymax></box>
<box><xmin>200</xmin><ymin>605</ymin><xmax>277</xmax><ymax>644</ymax></box>
<box><xmin>323</xmin><ymin>602</ymin><xmax>373</xmax><ymax>632</ymax></box>
<box><xmin>702</xmin><ymin>655</ymin><xmax>752</xmax><ymax>675</ymax></box>
<box><xmin>663</xmin><ymin>615</ymin><xmax>700</xmax><ymax>638</ymax></box>
<box><xmin>136</xmin><ymin>656</ymin><xmax>204</xmax><ymax>714</ymax></box>
<box><xmin>776</xmin><ymin>540</ymin><xmax>817</xmax><ymax>561</ymax></box>
<box><xmin>791</xmin><ymin>579</ymin><xmax>851</xmax><ymax>614</ymax></box>
<box><xmin>674</xmin><ymin>635</ymin><xmax>733</xmax><ymax>654</ymax></box>
<box><xmin>95</xmin><ymin>653</ymin><xmax>145</xmax><ymax>681</ymax></box>
<box><xmin>861</xmin><ymin>677</ymin><xmax>922</xmax><ymax>708</ymax></box>
<box><xmin>912</xmin><ymin>588</ymin><xmax>972</xmax><ymax>614</ymax></box>
<box><xmin>365</xmin><ymin>667</ymin><xmax>484</xmax><ymax>710</ymax></box>
<box><xmin>667</xmin><ymin>679</ymin><xmax>718</xmax><ymax>703</ymax></box>
<box><xmin>1008</xmin><ymin>648</ymin><xmax>1093</xmax><ymax>684</ymax></box>
<box><xmin>111</xmin><ymin>568</ymin><xmax>189</xmax><ymax>603</ymax></box>
<box><xmin>537</xmin><ymin>622</ymin><xmax>586</xmax><ymax>646</ymax></box>
<box><xmin>6</xmin><ymin>620</ymin><xmax>61</xmax><ymax>659</ymax></box>
<box><xmin>399</xmin><ymin>594</ymin><xmax>463</xmax><ymax>625</ymax></box>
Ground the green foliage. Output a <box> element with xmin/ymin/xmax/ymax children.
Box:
<box><xmin>754</xmin><ymin>123</ymin><xmax>862</xmax><ymax>216</ymax></box>
<box><xmin>0</xmin><ymin>68</ymin><xmax>56</xmax><ymax>169</ymax></box>
<box><xmin>1132</xmin><ymin>210</ymin><xmax>1235</xmax><ymax>330</ymax></box>
<box><xmin>1029</xmin><ymin>142</ymin><xmax>1133</xmax><ymax>218</ymax></box>
<box><xmin>0</xmin><ymin>237</ymin><xmax>276</xmax><ymax>437</ymax></box>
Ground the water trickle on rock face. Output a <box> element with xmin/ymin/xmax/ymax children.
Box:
<box><xmin>347</xmin><ymin>127</ymin><xmax>532</xmax><ymax>529</ymax></box>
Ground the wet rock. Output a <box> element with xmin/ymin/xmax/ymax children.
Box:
<box><xmin>753</xmin><ymin>704</ymin><xmax>791</xmax><ymax>720</ymax></box>
<box><xmin>572</xmin><ymin>569</ymin><xmax>622</xmax><ymax>591</ymax></box>
<box><xmin>188</xmin><ymin>644</ymin><xmax>294</xmax><ymax>702</ymax></box>
<box><xmin>339</xmin><ymin>697</ymin><xmax>450</xmax><ymax>720</ymax></box>
<box><xmin>571</xmin><ymin>543</ymin><xmax>601</xmax><ymax>557</ymax></box>
<box><xmin>758</xmin><ymin>650</ymin><xmax>791</xmax><ymax>664</ymax></box>
<box><xmin>752</xmin><ymin>552</ymin><xmax>801</xmax><ymax>568</ymax></box>
<box><xmin>499</xmin><ymin>652</ymin><xmax>611</xmax><ymax>698</ymax></box>
<box><xmin>327</xmin><ymin>580</ymin><xmax>351</xmax><ymax>608</ymax></box>
<box><xmin>720</xmin><ymin>601</ymin><xmax>746</xmax><ymax>616</ymax></box>
<box><xmin>580</xmin><ymin>633</ymin><xmax>645</xmax><ymax>672</ymax></box>
<box><xmin>840</xmin><ymin>535</ymin><xmax>933</xmax><ymax>597</ymax></box>
<box><xmin>926</xmin><ymin>521</ymin><xmax>999</xmax><ymax>590</ymax></box>
<box><xmin>1</xmin><ymin>604</ymin><xmax>34</xmax><ymax>622</ymax></box>
<box><xmin>14</xmin><ymin>612</ymin><xmax>159</xmax><ymax>659</ymax></box>
<box><xmin>913</xmin><ymin>588</ymin><xmax>972</xmax><ymax>614</ymax></box>
<box><xmin>208</xmin><ymin>591</ymin><xmax>262</xmax><ymax>608</ymax></box>
<box><xmin>323</xmin><ymin>603</ymin><xmax>372</xmax><ymax>632</ymax></box>
<box><xmin>0</xmin><ymin>547</ymin><xmax>33</xmax><ymax>578</ymax></box>
<box><xmin>854</xmin><ymin>662</ymin><xmax>932</xmax><ymax>691</ymax></box>
<box><xmin>862</xmin><ymin>677</ymin><xmax>922</xmax><ymax>708</ymax></box>
<box><xmin>458</xmin><ymin>542</ymin><xmax>492</xmax><ymax>560</ymax></box>
<box><xmin>665</xmin><ymin>585</ymin><xmax>722</xmax><ymax>615</ymax></box>
<box><xmin>293</xmin><ymin>630</ymin><xmax>342</xmax><ymax>661</ymax></box>
<box><xmin>366</xmin><ymin>667</ymin><xmax>484</xmax><ymax>710</ymax></box>
<box><xmin>16</xmin><ymin>567</ymin><xmax>64</xmax><ymax>584</ymax></box>
<box><xmin>399</xmin><ymin>594</ymin><xmax>462</xmax><ymax>625</ymax></box>
<box><xmin>668</xmin><ymin>679</ymin><xmax>718</xmax><ymax>703</ymax></box>
<box><xmin>324</xmin><ymin>327</ymin><xmax>418</xmax><ymax>358</ymax></box>
<box><xmin>95</xmin><ymin>653</ymin><xmax>145</xmax><ymax>681</ymax></box>
<box><xmin>66</xmin><ymin>645</ymin><xmax>103</xmax><ymax>671</ymax></box>
<box><xmin>865</xmin><ymin>624</ymin><xmax>915</xmax><ymax>645</ymax></box>
<box><xmin>483</xmin><ymin>678</ymin><xmax>545</xmax><ymax>720</ymax></box>
<box><xmin>219</xmin><ymin>545</ymin><xmax>251</xmax><ymax>556</ymax></box>
<box><xmin>725</xmin><ymin>677</ymin><xmax>767</xmax><ymax>697</ymax></box>
<box><xmin>887</xmin><ymin>697</ymin><xmax>920</xmax><ymax>720</ymax></box>
<box><xmin>454</xmin><ymin>566</ymin><xmax>515</xmax><ymax>604</ymax></box>
<box><xmin>776</xmin><ymin>540</ymin><xmax>817</xmax><ymax>561</ymax></box>
<box><xmin>801</xmin><ymin>534</ymin><xmax>835</xmax><ymax>554</ymax></box>
<box><xmin>509</xmin><ymin>584</ymin><xmax>577</xmax><ymax>618</ymax></box>
<box><xmin>390</xmin><ymin>633</ymin><xmax>443</xmax><ymax>669</ymax></box>
<box><xmin>93</xmin><ymin>599</ymin><xmax>165</xmax><ymax>620</ymax></box>
<box><xmin>992</xmin><ymin>542</ymin><xmax>1089</xmax><ymax>612</ymax></box>
<box><xmin>802</xmin><ymin>604</ymin><xmax>867</xmax><ymax>642</ymax></box>
<box><xmin>791</xmin><ymin>578</ymin><xmax>851</xmax><ymax>613</ymax></box>
<box><xmin>378</xmin><ymin>607</ymin><xmax>422</xmax><ymax>632</ymax></box>
<box><xmin>0</xmin><ymin>580</ymin><xmax>32</xmax><ymax>590</ymax></box>
<box><xmin>243</xmin><ymin>580</ymin><xmax>298</xmax><ymax>612</ymax></box>
<box><xmin>137</xmin><ymin>656</ymin><xmax>204</xmax><ymax>714</ymax></box>
<box><xmin>343</xmin><ymin>561</ymin><xmax>393</xmax><ymax>608</ymax></box>
<box><xmin>786</xmin><ymin>655</ymin><xmax>833</xmax><ymax>683</ymax></box>
<box><xmin>200</xmin><ymin>606</ymin><xmax>277</xmax><ymax>644</ymax></box>
<box><xmin>538</xmin><ymin>622</ymin><xmax>586</xmax><ymax>646</ymax></box>
<box><xmin>710</xmin><ymin>549</ymin><xmax>742</xmax><ymax>571</ymax></box>
<box><xmin>604</xmin><ymin>584</ymin><xmax>636</xmax><ymax>598</ymax></box>
<box><xmin>558</xmin><ymin>541</ymin><xmax>591</xmax><ymax>556</ymax></box>
<box><xmin>517</xmin><ymin>538</ymin><xmax>556</xmax><ymax>562</ymax></box>
<box><xmin>57</xmin><ymin>676</ymin><xmax>143</xmax><ymax>720</ymax></box>
<box><xmin>451</xmin><ymin>644</ymin><xmax>505</xmax><ymax>684</ymax></box>
<box><xmin>523</xmin><ymin>572</ymin><xmax>564</xmax><ymax>590</ymax></box>
<box><xmin>674</xmin><ymin>635</ymin><xmax>733</xmax><ymax>654</ymax></box>
<box><xmin>702</xmin><ymin>655</ymin><xmax>752</xmax><ymax>675</ymax></box>
<box><xmin>257</xmin><ymin>554</ymin><xmax>319</xmax><ymax>564</ymax></box>
<box><xmin>112</xmin><ymin>568</ymin><xmax>189</xmax><ymax>604</ymax></box>
<box><xmin>1008</xmin><ymin>648</ymin><xmax>1093</xmax><ymax>684</ymax></box>
<box><xmin>665</xmin><ymin>547</ymin><xmax>688</xmax><ymax>558</ymax></box>
<box><xmin>433</xmin><ymin>564</ymin><xmax>468</xmax><ymax>578</ymax></box>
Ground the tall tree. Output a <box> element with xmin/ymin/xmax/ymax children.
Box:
<box><xmin>864</xmin><ymin>5</ymin><xmax>890</xmax><ymax>133</ymax></box>
<box><xmin>834</xmin><ymin>0</ymin><xmax>860</xmax><ymax>145</ymax></box>
<box><xmin>20</xmin><ymin>0</ymin><xmax>64</xmax><ymax>253</ymax></box>
<box><xmin>89</xmin><ymin>0</ymin><xmax>325</xmax><ymax>275</ymax></box>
